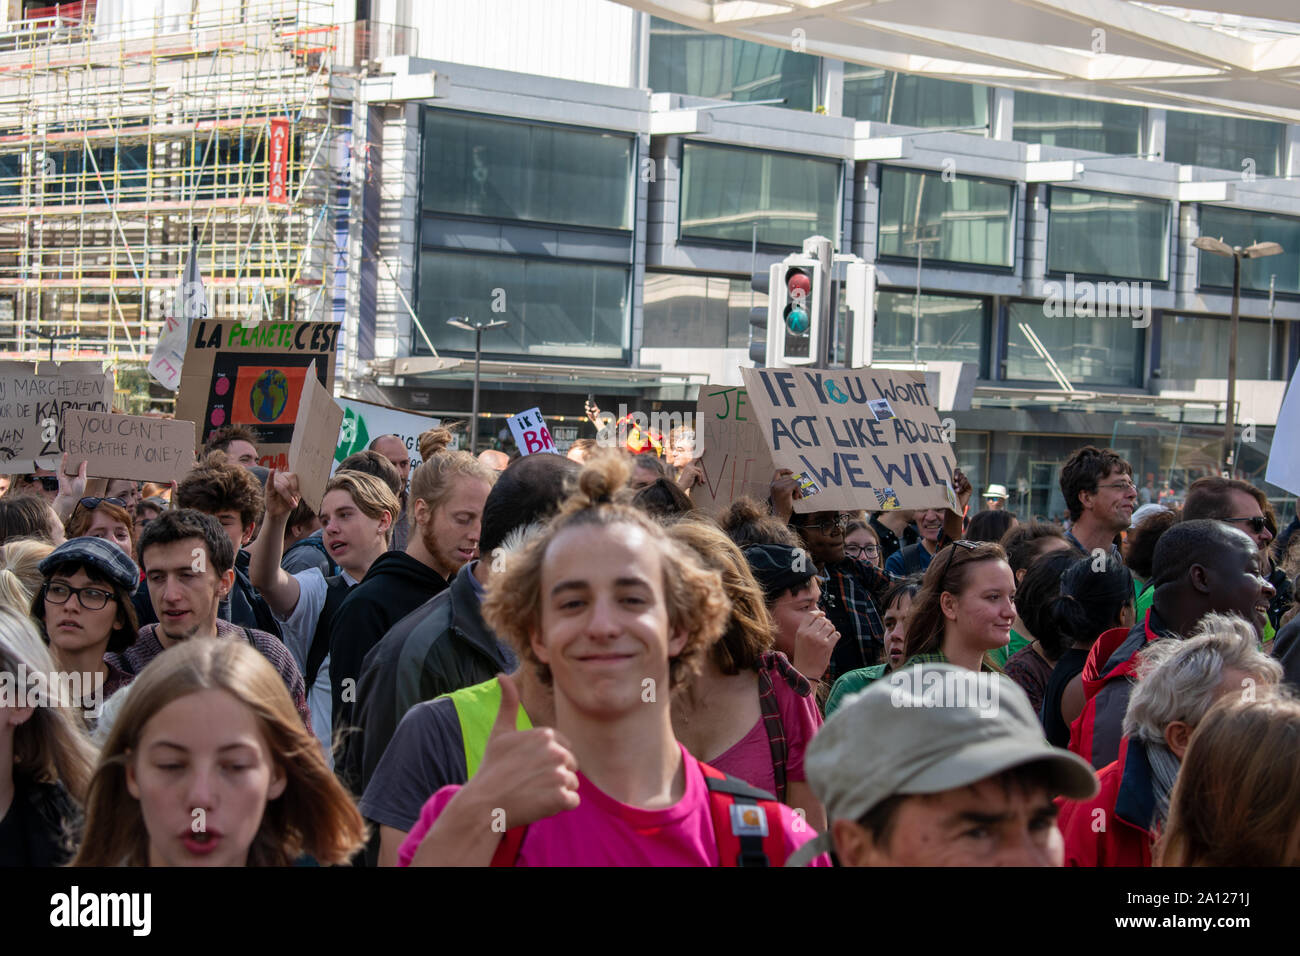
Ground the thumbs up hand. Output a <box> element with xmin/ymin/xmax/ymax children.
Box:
<box><xmin>471</xmin><ymin>672</ymin><xmax>581</xmax><ymax>829</ymax></box>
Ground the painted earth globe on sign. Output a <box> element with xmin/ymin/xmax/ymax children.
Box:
<box><xmin>250</xmin><ymin>368</ymin><xmax>290</xmax><ymax>423</ymax></box>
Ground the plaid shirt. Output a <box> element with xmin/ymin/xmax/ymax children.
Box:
<box><xmin>902</xmin><ymin>651</ymin><xmax>998</xmax><ymax>672</ymax></box>
<box><xmin>819</xmin><ymin>558</ymin><xmax>894</xmax><ymax>683</ymax></box>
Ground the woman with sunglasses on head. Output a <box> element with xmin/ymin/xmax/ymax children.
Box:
<box><xmin>0</xmin><ymin>605</ymin><xmax>97</xmax><ymax>866</ymax></box>
<box><xmin>71</xmin><ymin>638</ymin><xmax>366</xmax><ymax>867</ymax></box>
<box><xmin>901</xmin><ymin>539</ymin><xmax>1016</xmax><ymax>673</ymax></box>
<box><xmin>31</xmin><ymin>537</ymin><xmax>141</xmax><ymax>714</ymax></box>
<box><xmin>64</xmin><ymin>496</ymin><xmax>135</xmax><ymax>557</ymax></box>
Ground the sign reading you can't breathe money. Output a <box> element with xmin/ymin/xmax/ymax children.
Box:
<box><xmin>739</xmin><ymin>366</ymin><xmax>959</xmax><ymax>515</ymax></box>
<box><xmin>62</xmin><ymin>410</ymin><xmax>197</xmax><ymax>483</ymax></box>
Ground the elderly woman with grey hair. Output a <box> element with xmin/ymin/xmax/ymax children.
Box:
<box><xmin>1057</xmin><ymin>612</ymin><xmax>1282</xmax><ymax>867</ymax></box>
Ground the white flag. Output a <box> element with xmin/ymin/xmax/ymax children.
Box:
<box><xmin>148</xmin><ymin>240</ymin><xmax>208</xmax><ymax>391</ymax></box>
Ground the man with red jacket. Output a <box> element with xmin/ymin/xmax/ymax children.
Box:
<box><xmin>1069</xmin><ymin>520</ymin><xmax>1273</xmax><ymax>769</ymax></box>
<box><xmin>1060</xmin><ymin>614</ymin><xmax>1281</xmax><ymax>866</ymax></box>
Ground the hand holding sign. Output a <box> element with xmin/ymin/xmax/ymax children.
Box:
<box><xmin>769</xmin><ymin>468</ymin><xmax>803</xmax><ymax>524</ymax></box>
<box><xmin>265</xmin><ymin>468</ymin><xmax>301</xmax><ymax>523</ymax></box>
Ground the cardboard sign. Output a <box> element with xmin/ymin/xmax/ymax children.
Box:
<box><xmin>61</xmin><ymin>410</ymin><xmax>196</xmax><ymax>483</ymax></box>
<box><xmin>148</xmin><ymin>241</ymin><xmax>208</xmax><ymax>391</ymax></box>
<box><xmin>1267</xmin><ymin>363</ymin><xmax>1300</xmax><ymax>496</ymax></box>
<box><xmin>739</xmin><ymin>367</ymin><xmax>958</xmax><ymax>514</ymax></box>
<box><xmin>334</xmin><ymin>398</ymin><xmax>441</xmax><ymax>476</ymax></box>
<box><xmin>0</xmin><ymin>362</ymin><xmax>114</xmax><ymax>473</ymax></box>
<box><xmin>508</xmin><ymin>407</ymin><xmax>559</xmax><ymax>456</ymax></box>
<box><xmin>287</xmin><ymin>362</ymin><xmax>345</xmax><ymax>512</ymax></box>
<box><xmin>692</xmin><ymin>385</ymin><xmax>775</xmax><ymax>516</ymax></box>
<box><xmin>174</xmin><ymin>319</ymin><xmax>340</xmax><ymax>471</ymax></box>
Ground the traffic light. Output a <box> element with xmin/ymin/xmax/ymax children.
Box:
<box><xmin>780</xmin><ymin>262</ymin><xmax>818</xmax><ymax>363</ymax></box>
<box><xmin>843</xmin><ymin>260</ymin><xmax>875</xmax><ymax>368</ymax></box>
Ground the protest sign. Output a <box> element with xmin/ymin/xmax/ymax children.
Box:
<box><xmin>174</xmin><ymin>319</ymin><xmax>340</xmax><ymax>471</ymax></box>
<box><xmin>508</xmin><ymin>407</ymin><xmax>559</xmax><ymax>456</ymax></box>
<box><xmin>61</xmin><ymin>410</ymin><xmax>196</xmax><ymax>483</ymax></box>
<box><xmin>692</xmin><ymin>385</ymin><xmax>774</xmax><ymax>516</ymax></box>
<box><xmin>739</xmin><ymin>366</ymin><xmax>958</xmax><ymax>514</ymax></box>
<box><xmin>148</xmin><ymin>240</ymin><xmax>208</xmax><ymax>391</ymax></box>
<box><xmin>288</xmin><ymin>363</ymin><xmax>345</xmax><ymax>512</ymax></box>
<box><xmin>0</xmin><ymin>362</ymin><xmax>114</xmax><ymax>474</ymax></box>
<box><xmin>1267</xmin><ymin>363</ymin><xmax>1300</xmax><ymax>496</ymax></box>
<box><xmin>334</xmin><ymin>398</ymin><xmax>441</xmax><ymax>475</ymax></box>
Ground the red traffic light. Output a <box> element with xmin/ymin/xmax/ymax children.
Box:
<box><xmin>786</xmin><ymin>270</ymin><xmax>812</xmax><ymax>299</ymax></box>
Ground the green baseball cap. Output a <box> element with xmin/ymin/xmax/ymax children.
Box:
<box><xmin>787</xmin><ymin>664</ymin><xmax>1098</xmax><ymax>866</ymax></box>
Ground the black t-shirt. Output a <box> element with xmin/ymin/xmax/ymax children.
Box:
<box><xmin>358</xmin><ymin>696</ymin><xmax>467</xmax><ymax>833</ymax></box>
<box><xmin>1042</xmin><ymin>647</ymin><xmax>1090</xmax><ymax>747</ymax></box>
<box><xmin>0</xmin><ymin>778</ymin><xmax>77</xmax><ymax>866</ymax></box>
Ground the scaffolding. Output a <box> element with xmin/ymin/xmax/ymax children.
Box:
<box><xmin>0</xmin><ymin>0</ymin><xmax>377</xmax><ymax>399</ymax></box>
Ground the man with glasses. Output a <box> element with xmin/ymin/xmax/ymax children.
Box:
<box><xmin>1058</xmin><ymin>446</ymin><xmax>1137</xmax><ymax>557</ymax></box>
<box><xmin>1182</xmin><ymin>476</ymin><xmax>1290</xmax><ymax>631</ymax></box>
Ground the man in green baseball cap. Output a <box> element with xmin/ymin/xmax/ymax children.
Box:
<box><xmin>788</xmin><ymin>663</ymin><xmax>1098</xmax><ymax>866</ymax></box>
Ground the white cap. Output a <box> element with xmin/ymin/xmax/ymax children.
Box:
<box><xmin>984</xmin><ymin>483</ymin><xmax>1008</xmax><ymax>499</ymax></box>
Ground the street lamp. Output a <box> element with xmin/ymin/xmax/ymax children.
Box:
<box><xmin>1191</xmin><ymin>237</ymin><xmax>1284</xmax><ymax>474</ymax></box>
<box><xmin>446</xmin><ymin>315</ymin><xmax>508</xmax><ymax>454</ymax></box>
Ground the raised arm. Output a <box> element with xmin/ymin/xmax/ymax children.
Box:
<box><xmin>247</xmin><ymin>468</ymin><xmax>304</xmax><ymax>619</ymax></box>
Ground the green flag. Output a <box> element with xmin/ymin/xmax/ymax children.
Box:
<box><xmin>335</xmin><ymin>406</ymin><xmax>369</xmax><ymax>463</ymax></box>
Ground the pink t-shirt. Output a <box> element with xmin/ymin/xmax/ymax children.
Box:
<box><xmin>398</xmin><ymin>744</ymin><xmax>828</xmax><ymax>867</ymax></box>
<box><xmin>706</xmin><ymin>656</ymin><xmax>823</xmax><ymax>798</ymax></box>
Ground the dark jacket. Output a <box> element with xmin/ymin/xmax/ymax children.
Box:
<box><xmin>329</xmin><ymin>550</ymin><xmax>448</xmax><ymax>733</ymax></box>
<box><xmin>1273</xmin><ymin>615</ymin><xmax>1300</xmax><ymax>692</ymax></box>
<box><xmin>0</xmin><ymin>778</ymin><xmax>79</xmax><ymax>866</ymax></box>
<box><xmin>341</xmin><ymin>562</ymin><xmax>515</xmax><ymax>801</ymax></box>
<box><xmin>869</xmin><ymin>515</ymin><xmax>918</xmax><ymax>566</ymax></box>
<box><xmin>133</xmin><ymin>550</ymin><xmax>282</xmax><ymax>641</ymax></box>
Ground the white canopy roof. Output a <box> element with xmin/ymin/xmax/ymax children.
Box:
<box><xmin>619</xmin><ymin>1</ymin><xmax>1300</xmax><ymax>123</ymax></box>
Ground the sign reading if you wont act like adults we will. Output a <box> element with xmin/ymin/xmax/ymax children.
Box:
<box><xmin>739</xmin><ymin>366</ymin><xmax>959</xmax><ymax>515</ymax></box>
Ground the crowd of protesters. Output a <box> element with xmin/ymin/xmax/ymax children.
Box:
<box><xmin>2</xmin><ymin>408</ymin><xmax>1299</xmax><ymax>870</ymax></box>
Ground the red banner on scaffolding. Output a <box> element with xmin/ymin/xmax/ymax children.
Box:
<box><xmin>268</xmin><ymin>118</ymin><xmax>290</xmax><ymax>204</ymax></box>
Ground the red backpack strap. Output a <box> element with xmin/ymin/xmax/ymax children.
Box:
<box><xmin>489</xmin><ymin>825</ymin><xmax>528</xmax><ymax>867</ymax></box>
<box><xmin>699</xmin><ymin>762</ymin><xmax>788</xmax><ymax>867</ymax></box>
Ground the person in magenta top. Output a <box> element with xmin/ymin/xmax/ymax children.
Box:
<box><xmin>401</xmin><ymin>452</ymin><xmax>824</xmax><ymax>867</ymax></box>
<box><xmin>668</xmin><ymin>520</ymin><xmax>823</xmax><ymax>828</ymax></box>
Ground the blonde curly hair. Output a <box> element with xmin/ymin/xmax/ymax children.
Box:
<box><xmin>480</xmin><ymin>451</ymin><xmax>730</xmax><ymax>694</ymax></box>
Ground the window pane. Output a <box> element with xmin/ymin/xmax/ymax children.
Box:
<box><xmin>642</xmin><ymin>273</ymin><xmax>761</xmax><ymax>349</ymax></box>
<box><xmin>1165</xmin><ymin>111</ymin><xmax>1284</xmax><ymax>177</ymax></box>
<box><xmin>873</xmin><ymin>291</ymin><xmax>987</xmax><ymax>373</ymax></box>
<box><xmin>1006</xmin><ymin>302</ymin><xmax>1142</xmax><ymax>386</ymax></box>
<box><xmin>1161</xmin><ymin>314</ymin><xmax>1275</xmax><ymax>381</ymax></box>
<box><xmin>1013</xmin><ymin>91</ymin><xmax>1143</xmax><ymax>155</ymax></box>
<box><xmin>423</xmin><ymin>111</ymin><xmax>632</xmax><ymax>229</ymax></box>
<box><xmin>680</xmin><ymin>143</ymin><xmax>839</xmax><ymax>246</ymax></box>
<box><xmin>417</xmin><ymin>251</ymin><xmax>627</xmax><ymax>359</ymax></box>
<box><xmin>1197</xmin><ymin>206</ymin><xmax>1300</xmax><ymax>295</ymax></box>
<box><xmin>877</xmin><ymin>168</ymin><xmax>1015</xmax><ymax>267</ymax></box>
<box><xmin>648</xmin><ymin>16</ymin><xmax>818</xmax><ymax>111</ymax></box>
<box><xmin>1047</xmin><ymin>188</ymin><xmax>1169</xmax><ymax>280</ymax></box>
<box><xmin>842</xmin><ymin>68</ymin><xmax>988</xmax><ymax>129</ymax></box>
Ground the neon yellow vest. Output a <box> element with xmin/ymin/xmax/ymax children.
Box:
<box><xmin>448</xmin><ymin>677</ymin><xmax>533</xmax><ymax>779</ymax></box>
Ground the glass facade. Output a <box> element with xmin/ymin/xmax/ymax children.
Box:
<box><xmin>1047</xmin><ymin>188</ymin><xmax>1169</xmax><ymax>280</ymax></box>
<box><xmin>641</xmin><ymin>272</ymin><xmax>759</xmax><ymax>349</ymax></box>
<box><xmin>1160</xmin><ymin>314</ymin><xmax>1278</xmax><ymax>381</ymax></box>
<box><xmin>1006</xmin><ymin>301</ymin><xmax>1144</xmax><ymax>387</ymax></box>
<box><xmin>873</xmin><ymin>291</ymin><xmax>989</xmax><ymax>373</ymax></box>
<box><xmin>423</xmin><ymin>110</ymin><xmax>633</xmax><ymax>229</ymax></box>
<box><xmin>877</xmin><ymin>167</ymin><xmax>1016</xmax><ymax>268</ymax></box>
<box><xmin>1013</xmin><ymin>91</ymin><xmax>1143</xmax><ymax>155</ymax></box>
<box><xmin>679</xmin><ymin>142</ymin><xmax>840</xmax><ymax>246</ymax></box>
<box><xmin>1197</xmin><ymin>206</ymin><xmax>1300</xmax><ymax>295</ymax></box>
<box><xmin>843</xmin><ymin>68</ymin><xmax>989</xmax><ymax>130</ymax></box>
<box><xmin>417</xmin><ymin>251</ymin><xmax>628</xmax><ymax>359</ymax></box>
<box><xmin>1165</xmin><ymin>111</ymin><xmax>1285</xmax><ymax>177</ymax></box>
<box><xmin>648</xmin><ymin>16</ymin><xmax>818</xmax><ymax>111</ymax></box>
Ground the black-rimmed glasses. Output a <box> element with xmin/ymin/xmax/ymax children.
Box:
<box><xmin>1227</xmin><ymin>515</ymin><xmax>1269</xmax><ymax>534</ymax></box>
<box><xmin>44</xmin><ymin>581</ymin><xmax>114</xmax><ymax>611</ymax></box>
